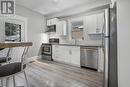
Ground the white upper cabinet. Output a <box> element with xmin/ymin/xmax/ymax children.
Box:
<box><xmin>86</xmin><ymin>14</ymin><xmax>97</xmax><ymax>34</ymax></box>
<box><xmin>86</xmin><ymin>12</ymin><xmax>104</xmax><ymax>34</ymax></box>
<box><xmin>47</xmin><ymin>18</ymin><xmax>59</xmax><ymax>26</ymax></box>
<box><xmin>56</xmin><ymin>21</ymin><xmax>67</xmax><ymax>36</ymax></box>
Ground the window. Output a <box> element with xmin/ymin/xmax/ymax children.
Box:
<box><xmin>5</xmin><ymin>22</ymin><xmax>21</xmax><ymax>42</ymax></box>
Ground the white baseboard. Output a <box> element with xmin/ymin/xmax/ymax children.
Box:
<box><xmin>26</xmin><ymin>56</ymin><xmax>41</xmax><ymax>64</ymax></box>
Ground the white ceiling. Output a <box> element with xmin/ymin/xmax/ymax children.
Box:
<box><xmin>16</xmin><ymin>0</ymin><xmax>108</xmax><ymax>16</ymax></box>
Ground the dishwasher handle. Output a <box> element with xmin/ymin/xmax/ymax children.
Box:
<box><xmin>80</xmin><ymin>48</ymin><xmax>97</xmax><ymax>50</ymax></box>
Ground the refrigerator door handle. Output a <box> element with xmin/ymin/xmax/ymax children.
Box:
<box><xmin>103</xmin><ymin>8</ymin><xmax>110</xmax><ymax>87</ymax></box>
<box><xmin>104</xmin><ymin>38</ymin><xmax>109</xmax><ymax>87</ymax></box>
<box><xmin>104</xmin><ymin>9</ymin><xmax>110</xmax><ymax>37</ymax></box>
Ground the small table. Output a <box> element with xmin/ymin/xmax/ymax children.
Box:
<box><xmin>0</xmin><ymin>42</ymin><xmax>32</xmax><ymax>48</ymax></box>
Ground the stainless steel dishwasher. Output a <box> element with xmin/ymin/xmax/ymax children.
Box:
<box><xmin>80</xmin><ymin>47</ymin><xmax>98</xmax><ymax>70</ymax></box>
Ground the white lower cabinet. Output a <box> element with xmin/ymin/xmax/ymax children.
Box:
<box><xmin>70</xmin><ymin>46</ymin><xmax>80</xmax><ymax>66</ymax></box>
<box><xmin>52</xmin><ymin>45</ymin><xmax>80</xmax><ymax>67</ymax></box>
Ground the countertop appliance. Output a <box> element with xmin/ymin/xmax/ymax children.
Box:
<box><xmin>103</xmin><ymin>3</ymin><xmax>118</xmax><ymax>87</ymax></box>
<box><xmin>80</xmin><ymin>47</ymin><xmax>98</xmax><ymax>70</ymax></box>
<box><xmin>42</xmin><ymin>38</ymin><xmax>59</xmax><ymax>61</ymax></box>
<box><xmin>46</xmin><ymin>25</ymin><xmax>56</xmax><ymax>32</ymax></box>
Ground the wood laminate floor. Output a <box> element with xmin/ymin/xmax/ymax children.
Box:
<box><xmin>0</xmin><ymin>59</ymin><xmax>103</xmax><ymax>87</ymax></box>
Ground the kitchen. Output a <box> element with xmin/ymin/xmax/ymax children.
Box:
<box><xmin>0</xmin><ymin>0</ymin><xmax>129</xmax><ymax>87</ymax></box>
<box><xmin>42</xmin><ymin>12</ymin><xmax>104</xmax><ymax>71</ymax></box>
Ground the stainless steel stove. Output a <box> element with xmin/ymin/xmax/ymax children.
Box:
<box><xmin>42</xmin><ymin>38</ymin><xmax>59</xmax><ymax>61</ymax></box>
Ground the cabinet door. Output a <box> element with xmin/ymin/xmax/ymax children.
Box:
<box><xmin>56</xmin><ymin>21</ymin><xmax>63</xmax><ymax>35</ymax></box>
<box><xmin>97</xmin><ymin>13</ymin><xmax>104</xmax><ymax>34</ymax></box>
<box><xmin>70</xmin><ymin>46</ymin><xmax>80</xmax><ymax>66</ymax></box>
<box><xmin>52</xmin><ymin>45</ymin><xmax>64</xmax><ymax>61</ymax></box>
<box><xmin>52</xmin><ymin>18</ymin><xmax>59</xmax><ymax>25</ymax></box>
<box><xmin>61</xmin><ymin>46</ymin><xmax>70</xmax><ymax>63</ymax></box>
<box><xmin>62</xmin><ymin>21</ymin><xmax>67</xmax><ymax>36</ymax></box>
<box><xmin>52</xmin><ymin>45</ymin><xmax>60</xmax><ymax>60</ymax></box>
<box><xmin>86</xmin><ymin>14</ymin><xmax>97</xmax><ymax>34</ymax></box>
<box><xmin>47</xmin><ymin>18</ymin><xmax>59</xmax><ymax>26</ymax></box>
<box><xmin>47</xmin><ymin>20</ymin><xmax>51</xmax><ymax>26</ymax></box>
<box><xmin>56</xmin><ymin>21</ymin><xmax>67</xmax><ymax>36</ymax></box>
<box><xmin>52</xmin><ymin>45</ymin><xmax>70</xmax><ymax>63</ymax></box>
<box><xmin>53</xmin><ymin>45</ymin><xmax>80</xmax><ymax>66</ymax></box>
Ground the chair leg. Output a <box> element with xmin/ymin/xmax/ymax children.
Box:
<box><xmin>13</xmin><ymin>76</ymin><xmax>16</xmax><ymax>87</ymax></box>
<box><xmin>6</xmin><ymin>77</ymin><xmax>9</xmax><ymax>87</ymax></box>
<box><xmin>24</xmin><ymin>71</ymin><xmax>29</xmax><ymax>87</ymax></box>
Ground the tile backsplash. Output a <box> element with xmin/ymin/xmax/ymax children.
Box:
<box><xmin>88</xmin><ymin>34</ymin><xmax>102</xmax><ymax>41</ymax></box>
<box><xmin>48</xmin><ymin>32</ymin><xmax>102</xmax><ymax>45</ymax></box>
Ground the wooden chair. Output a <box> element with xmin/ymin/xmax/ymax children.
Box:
<box><xmin>0</xmin><ymin>47</ymin><xmax>30</xmax><ymax>87</ymax></box>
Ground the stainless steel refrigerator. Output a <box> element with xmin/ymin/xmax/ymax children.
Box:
<box><xmin>103</xmin><ymin>2</ymin><xmax>118</xmax><ymax>87</ymax></box>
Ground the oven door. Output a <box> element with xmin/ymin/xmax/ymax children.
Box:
<box><xmin>42</xmin><ymin>45</ymin><xmax>52</xmax><ymax>55</ymax></box>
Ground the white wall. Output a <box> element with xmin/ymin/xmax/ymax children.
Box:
<box><xmin>0</xmin><ymin>5</ymin><xmax>46</xmax><ymax>59</ymax></box>
<box><xmin>15</xmin><ymin>5</ymin><xmax>46</xmax><ymax>57</ymax></box>
<box><xmin>117</xmin><ymin>0</ymin><xmax>130</xmax><ymax>87</ymax></box>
